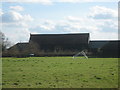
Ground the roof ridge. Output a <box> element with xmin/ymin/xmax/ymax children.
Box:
<box><xmin>30</xmin><ymin>33</ymin><xmax>89</xmax><ymax>36</ymax></box>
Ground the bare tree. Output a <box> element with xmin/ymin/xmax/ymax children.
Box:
<box><xmin>0</xmin><ymin>31</ymin><xmax>11</xmax><ymax>52</ymax></box>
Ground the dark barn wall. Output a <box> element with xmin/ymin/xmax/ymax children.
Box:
<box><xmin>89</xmin><ymin>41</ymin><xmax>109</xmax><ymax>57</ymax></box>
<box><xmin>100</xmin><ymin>41</ymin><xmax>120</xmax><ymax>58</ymax></box>
<box><xmin>89</xmin><ymin>40</ymin><xmax>120</xmax><ymax>58</ymax></box>
<box><xmin>29</xmin><ymin>33</ymin><xmax>89</xmax><ymax>56</ymax></box>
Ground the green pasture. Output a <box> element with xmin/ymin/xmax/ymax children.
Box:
<box><xmin>2</xmin><ymin>57</ymin><xmax>118</xmax><ymax>88</ymax></box>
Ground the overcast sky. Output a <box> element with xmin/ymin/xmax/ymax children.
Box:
<box><xmin>0</xmin><ymin>0</ymin><xmax>119</xmax><ymax>44</ymax></box>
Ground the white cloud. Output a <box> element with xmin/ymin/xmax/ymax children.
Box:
<box><xmin>23</xmin><ymin>14</ymin><xmax>34</xmax><ymax>22</ymax></box>
<box><xmin>2</xmin><ymin>27</ymin><xmax>30</xmax><ymax>44</ymax></box>
<box><xmin>10</xmin><ymin>6</ymin><xmax>24</xmax><ymax>11</ymax></box>
<box><xmin>66</xmin><ymin>16</ymin><xmax>82</xmax><ymax>22</ymax></box>
<box><xmin>30</xmin><ymin>10</ymin><xmax>118</xmax><ymax>40</ymax></box>
<box><xmin>1</xmin><ymin>10</ymin><xmax>33</xmax><ymax>29</ymax></box>
<box><xmin>35</xmin><ymin>20</ymin><xmax>55</xmax><ymax>31</ymax></box>
<box><xmin>2</xmin><ymin>11</ymin><xmax>23</xmax><ymax>23</ymax></box>
<box><xmin>2</xmin><ymin>11</ymin><xmax>33</xmax><ymax>23</ymax></box>
<box><xmin>1</xmin><ymin>5</ymin><xmax>34</xmax><ymax>44</ymax></box>
<box><xmin>89</xmin><ymin>6</ymin><xmax>118</xmax><ymax>19</ymax></box>
<box><xmin>30</xmin><ymin>17</ymin><xmax>99</xmax><ymax>34</ymax></box>
<box><xmin>91</xmin><ymin>31</ymin><xmax>118</xmax><ymax>40</ymax></box>
<box><xmin>0</xmin><ymin>9</ymin><xmax>3</xmax><ymax>16</ymax></box>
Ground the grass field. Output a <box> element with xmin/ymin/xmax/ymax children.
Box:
<box><xmin>2</xmin><ymin>57</ymin><xmax>118</xmax><ymax>88</ymax></box>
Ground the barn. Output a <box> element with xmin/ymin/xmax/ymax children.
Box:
<box><xmin>89</xmin><ymin>40</ymin><xmax>120</xmax><ymax>58</ymax></box>
<box><xmin>29</xmin><ymin>33</ymin><xmax>89</xmax><ymax>53</ymax></box>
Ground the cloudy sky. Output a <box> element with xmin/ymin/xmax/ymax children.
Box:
<box><xmin>0</xmin><ymin>0</ymin><xmax>119</xmax><ymax>44</ymax></box>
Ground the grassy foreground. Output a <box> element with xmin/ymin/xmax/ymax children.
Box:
<box><xmin>2</xmin><ymin>57</ymin><xmax>118</xmax><ymax>88</ymax></box>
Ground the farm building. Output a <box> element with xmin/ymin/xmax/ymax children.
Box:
<box><xmin>7</xmin><ymin>43</ymin><xmax>29</xmax><ymax>52</ymax></box>
<box><xmin>3</xmin><ymin>43</ymin><xmax>29</xmax><ymax>57</ymax></box>
<box><xmin>3</xmin><ymin>33</ymin><xmax>120</xmax><ymax>57</ymax></box>
<box><xmin>29</xmin><ymin>33</ymin><xmax>89</xmax><ymax>52</ymax></box>
<box><xmin>89</xmin><ymin>40</ymin><xmax>120</xmax><ymax>58</ymax></box>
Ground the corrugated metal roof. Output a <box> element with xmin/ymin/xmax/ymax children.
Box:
<box><xmin>8</xmin><ymin>43</ymin><xmax>29</xmax><ymax>51</ymax></box>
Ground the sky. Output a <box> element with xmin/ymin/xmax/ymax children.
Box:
<box><xmin>0</xmin><ymin>0</ymin><xmax>119</xmax><ymax>44</ymax></box>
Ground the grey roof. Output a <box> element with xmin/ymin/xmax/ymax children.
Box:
<box><xmin>8</xmin><ymin>43</ymin><xmax>29</xmax><ymax>51</ymax></box>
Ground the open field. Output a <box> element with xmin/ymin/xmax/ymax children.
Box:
<box><xmin>2</xmin><ymin>57</ymin><xmax>118</xmax><ymax>88</ymax></box>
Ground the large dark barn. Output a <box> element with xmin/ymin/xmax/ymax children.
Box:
<box><xmin>29</xmin><ymin>33</ymin><xmax>89</xmax><ymax>52</ymax></box>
